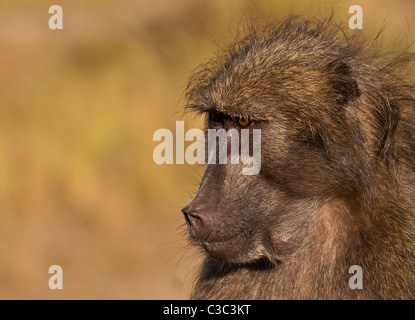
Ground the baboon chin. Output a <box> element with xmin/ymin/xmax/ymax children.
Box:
<box><xmin>182</xmin><ymin>17</ymin><xmax>415</xmax><ymax>299</ymax></box>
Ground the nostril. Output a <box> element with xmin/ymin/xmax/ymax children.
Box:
<box><xmin>182</xmin><ymin>207</ymin><xmax>202</xmax><ymax>226</ymax></box>
<box><xmin>183</xmin><ymin>212</ymin><xmax>190</xmax><ymax>225</ymax></box>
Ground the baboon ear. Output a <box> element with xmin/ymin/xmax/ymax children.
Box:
<box><xmin>327</xmin><ymin>60</ymin><xmax>361</xmax><ymax>104</ymax></box>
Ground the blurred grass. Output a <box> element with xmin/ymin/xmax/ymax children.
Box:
<box><xmin>0</xmin><ymin>0</ymin><xmax>413</xmax><ymax>299</ymax></box>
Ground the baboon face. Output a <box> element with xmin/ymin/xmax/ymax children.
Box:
<box><xmin>182</xmin><ymin>97</ymin><xmax>359</xmax><ymax>264</ymax></box>
<box><xmin>182</xmin><ymin>24</ymin><xmax>367</xmax><ymax>264</ymax></box>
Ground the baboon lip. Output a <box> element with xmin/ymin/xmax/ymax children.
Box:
<box><xmin>201</xmin><ymin>239</ymin><xmax>238</xmax><ymax>258</ymax></box>
<box><xmin>190</xmin><ymin>233</ymin><xmax>239</xmax><ymax>246</ymax></box>
<box><xmin>201</xmin><ymin>236</ymin><xmax>265</xmax><ymax>264</ymax></box>
<box><xmin>202</xmin><ymin>236</ymin><xmax>239</xmax><ymax>246</ymax></box>
<box><xmin>185</xmin><ymin>220</ymin><xmax>241</xmax><ymax>245</ymax></box>
<box><xmin>199</xmin><ymin>232</ymin><xmax>251</xmax><ymax>255</ymax></box>
<box><xmin>188</xmin><ymin>229</ymin><xmax>241</xmax><ymax>248</ymax></box>
<box><xmin>191</xmin><ymin>226</ymin><xmax>253</xmax><ymax>246</ymax></box>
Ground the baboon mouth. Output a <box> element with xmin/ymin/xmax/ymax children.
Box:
<box><xmin>202</xmin><ymin>236</ymin><xmax>239</xmax><ymax>247</ymax></box>
<box><xmin>199</xmin><ymin>232</ymin><xmax>250</xmax><ymax>253</ymax></box>
<box><xmin>190</xmin><ymin>227</ymin><xmax>248</xmax><ymax>246</ymax></box>
<box><xmin>200</xmin><ymin>239</ymin><xmax>239</xmax><ymax>261</ymax></box>
<box><xmin>200</xmin><ymin>236</ymin><xmax>267</xmax><ymax>264</ymax></box>
<box><xmin>190</xmin><ymin>233</ymin><xmax>240</xmax><ymax>246</ymax></box>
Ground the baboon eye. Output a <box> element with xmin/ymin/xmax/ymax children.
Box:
<box><xmin>238</xmin><ymin>118</ymin><xmax>250</xmax><ymax>127</ymax></box>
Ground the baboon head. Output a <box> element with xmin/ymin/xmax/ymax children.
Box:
<box><xmin>182</xmin><ymin>18</ymin><xmax>406</xmax><ymax>265</ymax></box>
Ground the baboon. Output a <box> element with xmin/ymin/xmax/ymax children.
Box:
<box><xmin>182</xmin><ymin>17</ymin><xmax>415</xmax><ymax>299</ymax></box>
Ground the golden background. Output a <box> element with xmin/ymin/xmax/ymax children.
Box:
<box><xmin>0</xmin><ymin>0</ymin><xmax>414</xmax><ymax>299</ymax></box>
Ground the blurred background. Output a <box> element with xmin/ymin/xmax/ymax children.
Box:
<box><xmin>0</xmin><ymin>0</ymin><xmax>413</xmax><ymax>299</ymax></box>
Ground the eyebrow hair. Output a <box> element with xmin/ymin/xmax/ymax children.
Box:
<box><xmin>187</xmin><ymin>103</ymin><xmax>270</xmax><ymax>122</ymax></box>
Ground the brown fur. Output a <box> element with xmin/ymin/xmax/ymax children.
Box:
<box><xmin>183</xmin><ymin>17</ymin><xmax>415</xmax><ymax>299</ymax></box>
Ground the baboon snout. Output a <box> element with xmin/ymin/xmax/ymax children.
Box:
<box><xmin>182</xmin><ymin>196</ymin><xmax>216</xmax><ymax>240</ymax></box>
